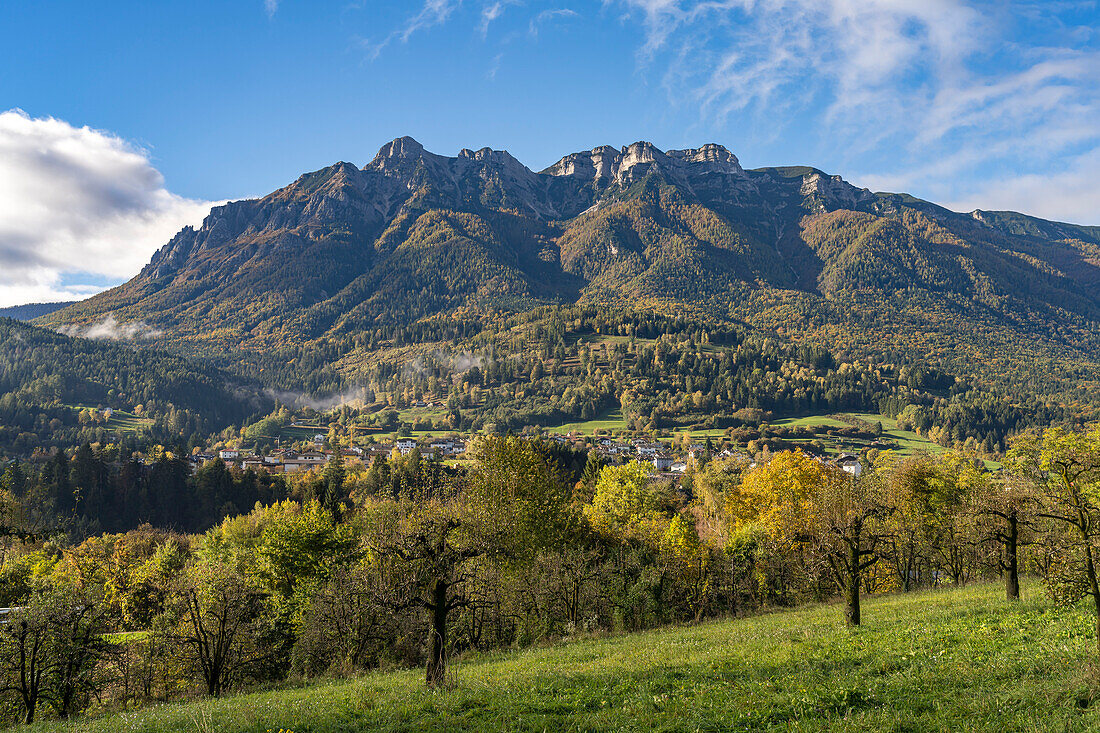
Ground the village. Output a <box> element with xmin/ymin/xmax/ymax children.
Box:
<box><xmin>194</xmin><ymin>429</ymin><xmax>865</xmax><ymax>478</ymax></box>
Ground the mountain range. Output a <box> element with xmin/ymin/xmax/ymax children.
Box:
<box><xmin>37</xmin><ymin>138</ymin><xmax>1100</xmax><ymax>403</ymax></box>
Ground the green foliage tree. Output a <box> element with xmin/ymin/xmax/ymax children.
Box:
<box><xmin>1010</xmin><ymin>427</ymin><xmax>1100</xmax><ymax>653</ymax></box>
<box><xmin>0</xmin><ymin>584</ymin><xmax>112</xmax><ymax>724</ymax></box>
<box><xmin>167</xmin><ymin>561</ymin><xmax>268</xmax><ymax>697</ymax></box>
<box><xmin>806</xmin><ymin>466</ymin><xmax>892</xmax><ymax>626</ymax></box>
<box><xmin>584</xmin><ymin>462</ymin><xmax>664</xmax><ymax>543</ymax></box>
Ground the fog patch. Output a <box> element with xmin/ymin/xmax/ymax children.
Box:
<box><xmin>58</xmin><ymin>315</ymin><xmax>163</xmax><ymax>341</ymax></box>
<box><xmin>266</xmin><ymin>385</ymin><xmax>374</xmax><ymax>411</ymax></box>
<box><xmin>403</xmin><ymin>350</ymin><xmax>486</xmax><ymax>379</ymax></box>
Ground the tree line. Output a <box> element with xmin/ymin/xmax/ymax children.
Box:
<box><xmin>5</xmin><ymin>428</ymin><xmax>1100</xmax><ymax>726</ymax></box>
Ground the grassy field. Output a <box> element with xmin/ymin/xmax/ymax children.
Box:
<box><xmin>549</xmin><ymin>410</ymin><xmax>949</xmax><ymax>461</ymax></box>
<box><xmin>65</xmin><ymin>405</ymin><xmax>153</xmax><ymax>433</ymax></box>
<box><xmin>773</xmin><ymin>412</ymin><xmax>947</xmax><ymax>457</ymax></box>
<box><xmin>33</xmin><ymin>582</ymin><xmax>1100</xmax><ymax>732</ymax></box>
<box><xmin>553</xmin><ymin>408</ymin><xmax>628</xmax><ymax>435</ymax></box>
<box><xmin>772</xmin><ymin>415</ymin><xmax>853</xmax><ymax>429</ymax></box>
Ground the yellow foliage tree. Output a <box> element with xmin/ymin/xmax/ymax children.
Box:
<box><xmin>584</xmin><ymin>461</ymin><xmax>665</xmax><ymax>545</ymax></box>
<box><xmin>731</xmin><ymin>450</ymin><xmax>826</xmax><ymax>542</ymax></box>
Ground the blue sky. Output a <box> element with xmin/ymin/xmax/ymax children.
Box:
<box><xmin>1</xmin><ymin>0</ymin><xmax>1098</xmax><ymax>305</ymax></box>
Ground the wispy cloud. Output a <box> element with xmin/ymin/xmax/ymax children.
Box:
<box><xmin>361</xmin><ymin>0</ymin><xmax>463</xmax><ymax>59</ymax></box>
<box><xmin>612</xmin><ymin>0</ymin><xmax>1100</xmax><ymax>223</ymax></box>
<box><xmin>0</xmin><ymin>110</ymin><xmax>217</xmax><ymax>307</ymax></box>
<box><xmin>402</xmin><ymin>0</ymin><xmax>461</xmax><ymax>41</ymax></box>
<box><xmin>946</xmin><ymin>147</ymin><xmax>1100</xmax><ymax>226</ymax></box>
<box><xmin>264</xmin><ymin>0</ymin><xmax>279</xmax><ymax>18</ymax></box>
<box><xmin>480</xmin><ymin>1</ymin><xmax>510</xmax><ymax>36</ymax></box>
<box><xmin>487</xmin><ymin>52</ymin><xmax>504</xmax><ymax>79</ymax></box>
<box><xmin>529</xmin><ymin>8</ymin><xmax>577</xmax><ymax>35</ymax></box>
<box><xmin>265</xmin><ymin>385</ymin><xmax>374</xmax><ymax>410</ymax></box>
<box><xmin>362</xmin><ymin>1</ymin><xmax>578</xmax><ymax>58</ymax></box>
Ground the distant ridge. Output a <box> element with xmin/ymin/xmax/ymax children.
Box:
<box><xmin>0</xmin><ymin>301</ymin><xmax>78</xmax><ymax>321</ymax></box>
<box><xmin>35</xmin><ymin>137</ymin><xmax>1100</xmax><ymax>405</ymax></box>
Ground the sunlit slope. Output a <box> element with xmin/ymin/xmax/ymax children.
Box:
<box><xmin>32</xmin><ymin>582</ymin><xmax>1100</xmax><ymax>733</ymax></box>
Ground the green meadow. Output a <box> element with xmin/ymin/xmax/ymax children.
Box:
<box><xmin>34</xmin><ymin>582</ymin><xmax>1100</xmax><ymax>732</ymax></box>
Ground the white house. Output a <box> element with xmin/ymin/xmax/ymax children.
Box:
<box><xmin>218</xmin><ymin>449</ymin><xmax>240</xmax><ymax>461</ymax></box>
<box><xmin>653</xmin><ymin>454</ymin><xmax>675</xmax><ymax>471</ymax></box>
<box><xmin>835</xmin><ymin>454</ymin><xmax>863</xmax><ymax>477</ymax></box>
<box><xmin>429</xmin><ymin>439</ymin><xmax>464</xmax><ymax>456</ymax></box>
<box><xmin>396</xmin><ymin>438</ymin><xmax>419</xmax><ymax>455</ymax></box>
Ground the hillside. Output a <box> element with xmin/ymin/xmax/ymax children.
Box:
<box><xmin>34</xmin><ymin>139</ymin><xmax>1100</xmax><ymax>411</ymax></box>
<box><xmin>25</xmin><ymin>582</ymin><xmax>1100</xmax><ymax>733</ymax></box>
<box><xmin>0</xmin><ymin>302</ymin><xmax>77</xmax><ymax>321</ymax></box>
<box><xmin>0</xmin><ymin>318</ymin><xmax>267</xmax><ymax>455</ymax></box>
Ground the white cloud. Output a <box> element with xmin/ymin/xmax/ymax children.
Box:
<box><xmin>401</xmin><ymin>0</ymin><xmax>461</xmax><ymax>41</ymax></box>
<box><xmin>480</xmin><ymin>1</ymin><xmax>508</xmax><ymax>36</ymax></box>
<box><xmin>265</xmin><ymin>0</ymin><xmax>279</xmax><ymax>17</ymax></box>
<box><xmin>529</xmin><ymin>8</ymin><xmax>577</xmax><ymax>35</ymax></box>
<box><xmin>945</xmin><ymin>146</ymin><xmax>1100</xmax><ymax>225</ymax></box>
<box><xmin>613</xmin><ymin>1</ymin><xmax>1100</xmax><ymax>224</ymax></box>
<box><xmin>0</xmin><ymin>110</ymin><xmax>217</xmax><ymax>307</ymax></box>
<box><xmin>360</xmin><ymin>0</ymin><xmax>462</xmax><ymax>60</ymax></box>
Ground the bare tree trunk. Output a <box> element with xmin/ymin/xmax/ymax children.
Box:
<box><xmin>1005</xmin><ymin>513</ymin><xmax>1020</xmax><ymax>601</ymax></box>
<box><xmin>846</xmin><ymin>541</ymin><xmax>861</xmax><ymax>627</ymax></box>
<box><xmin>425</xmin><ymin>578</ymin><xmax>448</xmax><ymax>686</ymax></box>
<box><xmin>1083</xmin><ymin>540</ymin><xmax>1100</xmax><ymax>656</ymax></box>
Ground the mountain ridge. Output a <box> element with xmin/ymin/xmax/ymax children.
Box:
<box><xmin>37</xmin><ymin>137</ymin><xmax>1100</xmax><ymax>407</ymax></box>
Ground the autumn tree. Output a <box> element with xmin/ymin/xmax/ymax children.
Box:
<box><xmin>166</xmin><ymin>561</ymin><xmax>268</xmax><ymax>697</ymax></box>
<box><xmin>0</xmin><ymin>585</ymin><xmax>113</xmax><ymax>724</ymax></box>
<box><xmin>584</xmin><ymin>461</ymin><xmax>666</xmax><ymax>544</ymax></box>
<box><xmin>1011</xmin><ymin>427</ymin><xmax>1100</xmax><ymax>653</ymax></box>
<box><xmin>366</xmin><ymin>436</ymin><xmax>573</xmax><ymax>686</ymax></box>
<box><xmin>806</xmin><ymin>466</ymin><xmax>892</xmax><ymax>626</ymax></box>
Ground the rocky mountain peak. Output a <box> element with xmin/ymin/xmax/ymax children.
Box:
<box><xmin>456</xmin><ymin>146</ymin><xmax>532</xmax><ymax>176</ymax></box>
<box><xmin>667</xmin><ymin>143</ymin><xmax>743</xmax><ymax>174</ymax></box>
<box><xmin>459</xmin><ymin>146</ymin><xmax>511</xmax><ymax>162</ymax></box>
<box><xmin>373</xmin><ymin>136</ymin><xmax>425</xmax><ymax>161</ymax></box>
<box><xmin>544</xmin><ymin>140</ymin><xmax>746</xmax><ymax>187</ymax></box>
<box><xmin>619</xmin><ymin>141</ymin><xmax>665</xmax><ymax>169</ymax></box>
<box><xmin>799</xmin><ymin>171</ymin><xmax>874</xmax><ymax>212</ymax></box>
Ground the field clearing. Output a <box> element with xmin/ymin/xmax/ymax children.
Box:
<box><xmin>278</xmin><ymin>426</ymin><xmax>323</xmax><ymax>441</ymax></box>
<box><xmin>34</xmin><ymin>582</ymin><xmax>1100</xmax><ymax>732</ymax></box>
<box><xmin>772</xmin><ymin>412</ymin><xmax>948</xmax><ymax>457</ymax></box>
<box><xmin>545</xmin><ymin>410</ymin><xmax>952</xmax><ymax>461</ymax></box>
<box><xmin>552</xmin><ymin>408</ymin><xmax>628</xmax><ymax>434</ymax></box>
<box><xmin>65</xmin><ymin>405</ymin><xmax>153</xmax><ymax>433</ymax></box>
<box><xmin>773</xmin><ymin>415</ymin><xmax>852</xmax><ymax>429</ymax></box>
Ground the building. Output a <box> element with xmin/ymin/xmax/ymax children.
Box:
<box><xmin>653</xmin><ymin>454</ymin><xmax>675</xmax><ymax>471</ymax></box>
<box><xmin>396</xmin><ymin>438</ymin><xmax>419</xmax><ymax>455</ymax></box>
<box><xmin>429</xmin><ymin>439</ymin><xmax>465</xmax><ymax>456</ymax></box>
<box><xmin>218</xmin><ymin>449</ymin><xmax>241</xmax><ymax>461</ymax></box>
<box><xmin>835</xmin><ymin>454</ymin><xmax>863</xmax><ymax>477</ymax></box>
